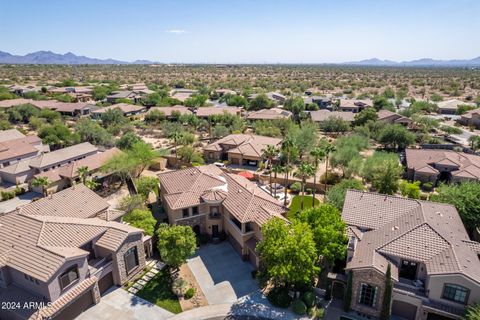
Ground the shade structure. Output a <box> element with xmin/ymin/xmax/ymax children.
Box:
<box><xmin>238</xmin><ymin>171</ymin><xmax>254</xmax><ymax>180</ymax></box>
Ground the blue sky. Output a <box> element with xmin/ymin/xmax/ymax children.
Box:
<box><xmin>0</xmin><ymin>0</ymin><xmax>479</xmax><ymax>63</ymax></box>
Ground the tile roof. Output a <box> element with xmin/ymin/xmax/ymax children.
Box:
<box><xmin>310</xmin><ymin>110</ymin><xmax>355</xmax><ymax>122</ymax></box>
<box><xmin>247</xmin><ymin>108</ymin><xmax>292</xmax><ymax>120</ymax></box>
<box><xmin>0</xmin><ymin>128</ymin><xmax>25</xmax><ymax>142</ymax></box>
<box><xmin>377</xmin><ymin>109</ymin><xmax>412</xmax><ymax>124</ymax></box>
<box><xmin>159</xmin><ymin>165</ymin><xmax>287</xmax><ymax>225</ymax></box>
<box><xmin>195</xmin><ymin>107</ymin><xmax>241</xmax><ymax>117</ymax></box>
<box><xmin>147</xmin><ymin>106</ymin><xmax>192</xmax><ymax>117</ymax></box>
<box><xmin>0</xmin><ymin>136</ymin><xmax>39</xmax><ymax>162</ymax></box>
<box><xmin>342</xmin><ymin>190</ymin><xmax>480</xmax><ymax>283</ymax></box>
<box><xmin>437</xmin><ymin>99</ymin><xmax>475</xmax><ymax>110</ymax></box>
<box><xmin>91</xmin><ymin>103</ymin><xmax>146</xmax><ymax>115</ymax></box>
<box><xmin>0</xmin><ymin>98</ymin><xmax>33</xmax><ymax>108</ymax></box>
<box><xmin>28</xmin><ymin>142</ymin><xmax>98</xmax><ymax>169</ymax></box>
<box><xmin>406</xmin><ymin>148</ymin><xmax>480</xmax><ymax>180</ymax></box>
<box><xmin>204</xmin><ymin>134</ymin><xmax>281</xmax><ymax>159</ymax></box>
<box><xmin>0</xmin><ymin>185</ymin><xmax>139</xmax><ymax>282</ymax></box>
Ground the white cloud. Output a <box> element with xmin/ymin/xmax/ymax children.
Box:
<box><xmin>165</xmin><ymin>29</ymin><xmax>187</xmax><ymax>34</ymax></box>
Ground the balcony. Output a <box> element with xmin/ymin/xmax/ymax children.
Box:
<box><xmin>393</xmin><ymin>278</ymin><xmax>426</xmax><ymax>297</ymax></box>
<box><xmin>209</xmin><ymin>213</ymin><xmax>222</xmax><ymax>220</ymax></box>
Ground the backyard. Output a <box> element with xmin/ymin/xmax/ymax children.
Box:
<box><xmin>287</xmin><ymin>195</ymin><xmax>320</xmax><ymax>218</ymax></box>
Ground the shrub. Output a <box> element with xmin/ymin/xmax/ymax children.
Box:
<box><xmin>319</xmin><ymin>172</ymin><xmax>341</xmax><ymax>185</ymax></box>
<box><xmin>290</xmin><ymin>182</ymin><xmax>301</xmax><ymax>193</ymax></box>
<box><xmin>315</xmin><ymin>307</ymin><xmax>325</xmax><ymax>319</ymax></box>
<box><xmin>302</xmin><ymin>291</ymin><xmax>316</xmax><ymax>308</ymax></box>
<box><xmin>172</xmin><ymin>278</ymin><xmax>188</xmax><ymax>297</ymax></box>
<box><xmin>267</xmin><ymin>286</ymin><xmax>292</xmax><ymax>308</ymax></box>
<box><xmin>14</xmin><ymin>187</ymin><xmax>26</xmax><ymax>195</ymax></box>
<box><xmin>1</xmin><ymin>191</ymin><xmax>15</xmax><ymax>201</ymax></box>
<box><xmin>184</xmin><ymin>288</ymin><xmax>195</xmax><ymax>299</ymax></box>
<box><xmin>292</xmin><ymin>299</ymin><xmax>307</xmax><ymax>315</ymax></box>
<box><xmin>422</xmin><ymin>182</ymin><xmax>434</xmax><ymax>192</ymax></box>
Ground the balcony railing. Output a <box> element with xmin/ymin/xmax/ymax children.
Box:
<box><xmin>393</xmin><ymin>280</ymin><xmax>426</xmax><ymax>297</ymax></box>
<box><xmin>209</xmin><ymin>213</ymin><xmax>222</xmax><ymax>219</ymax></box>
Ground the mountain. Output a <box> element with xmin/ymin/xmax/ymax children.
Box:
<box><xmin>0</xmin><ymin>50</ymin><xmax>155</xmax><ymax>64</ymax></box>
<box><xmin>344</xmin><ymin>56</ymin><xmax>480</xmax><ymax>67</ymax></box>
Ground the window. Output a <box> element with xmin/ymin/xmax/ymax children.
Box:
<box><xmin>124</xmin><ymin>246</ymin><xmax>139</xmax><ymax>275</ymax></box>
<box><xmin>182</xmin><ymin>208</ymin><xmax>189</xmax><ymax>218</ymax></box>
<box><xmin>192</xmin><ymin>206</ymin><xmax>199</xmax><ymax>216</ymax></box>
<box><xmin>359</xmin><ymin>283</ymin><xmax>377</xmax><ymax>307</ymax></box>
<box><xmin>59</xmin><ymin>266</ymin><xmax>79</xmax><ymax>290</ymax></box>
<box><xmin>442</xmin><ymin>284</ymin><xmax>469</xmax><ymax>304</ymax></box>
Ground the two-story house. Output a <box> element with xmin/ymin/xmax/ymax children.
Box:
<box><xmin>159</xmin><ymin>165</ymin><xmax>287</xmax><ymax>267</ymax></box>
<box><xmin>0</xmin><ymin>184</ymin><xmax>148</xmax><ymax>320</ymax></box>
<box><xmin>341</xmin><ymin>190</ymin><xmax>480</xmax><ymax>320</ymax></box>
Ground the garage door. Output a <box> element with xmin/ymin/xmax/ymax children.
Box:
<box><xmin>98</xmin><ymin>272</ymin><xmax>114</xmax><ymax>295</ymax></box>
<box><xmin>228</xmin><ymin>234</ymin><xmax>243</xmax><ymax>256</ymax></box>
<box><xmin>53</xmin><ymin>289</ymin><xmax>94</xmax><ymax>320</ymax></box>
<box><xmin>392</xmin><ymin>300</ymin><xmax>417</xmax><ymax>320</ymax></box>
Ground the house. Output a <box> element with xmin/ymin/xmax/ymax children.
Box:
<box><xmin>91</xmin><ymin>103</ymin><xmax>146</xmax><ymax>119</ymax></box>
<box><xmin>0</xmin><ymin>129</ymin><xmax>46</xmax><ymax>169</ymax></box>
<box><xmin>310</xmin><ymin>110</ymin><xmax>356</xmax><ymax>123</ymax></box>
<box><xmin>405</xmin><ymin>148</ymin><xmax>480</xmax><ymax>184</ymax></box>
<box><xmin>0</xmin><ymin>142</ymin><xmax>98</xmax><ymax>184</ymax></box>
<box><xmin>170</xmin><ymin>89</ymin><xmax>198</xmax><ymax>102</ymax></box>
<box><xmin>337</xmin><ymin>99</ymin><xmax>373</xmax><ymax>113</ymax></box>
<box><xmin>159</xmin><ymin>165</ymin><xmax>287</xmax><ymax>266</ymax></box>
<box><xmin>304</xmin><ymin>96</ymin><xmax>332</xmax><ymax>109</ymax></box>
<box><xmin>458</xmin><ymin>108</ymin><xmax>480</xmax><ymax>128</ymax></box>
<box><xmin>0</xmin><ymin>98</ymin><xmax>34</xmax><ymax>109</ymax></box>
<box><xmin>248</xmin><ymin>92</ymin><xmax>286</xmax><ymax>104</ymax></box>
<box><xmin>7</xmin><ymin>84</ymin><xmax>41</xmax><ymax>96</ymax></box>
<box><xmin>342</xmin><ymin>190</ymin><xmax>480</xmax><ymax>320</ymax></box>
<box><xmin>194</xmin><ymin>107</ymin><xmax>242</xmax><ymax>118</ymax></box>
<box><xmin>146</xmin><ymin>106</ymin><xmax>192</xmax><ymax>119</ymax></box>
<box><xmin>30</xmin><ymin>147</ymin><xmax>122</xmax><ymax>194</ymax></box>
<box><xmin>437</xmin><ymin>99</ymin><xmax>475</xmax><ymax>115</ymax></box>
<box><xmin>203</xmin><ymin>134</ymin><xmax>282</xmax><ymax>167</ymax></box>
<box><xmin>246</xmin><ymin>108</ymin><xmax>292</xmax><ymax>121</ymax></box>
<box><xmin>106</xmin><ymin>91</ymin><xmax>139</xmax><ymax>104</ymax></box>
<box><xmin>0</xmin><ymin>184</ymin><xmax>148</xmax><ymax>320</ymax></box>
<box><xmin>49</xmin><ymin>102</ymin><xmax>94</xmax><ymax>117</ymax></box>
<box><xmin>377</xmin><ymin>109</ymin><xmax>412</xmax><ymax>126</ymax></box>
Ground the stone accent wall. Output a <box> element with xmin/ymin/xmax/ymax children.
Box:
<box><xmin>351</xmin><ymin>268</ymin><xmax>386</xmax><ymax>318</ymax></box>
<box><xmin>176</xmin><ymin>215</ymin><xmax>207</xmax><ymax>234</ymax></box>
<box><xmin>113</xmin><ymin>233</ymin><xmax>146</xmax><ymax>285</ymax></box>
<box><xmin>92</xmin><ymin>282</ymin><xmax>100</xmax><ymax>304</ymax></box>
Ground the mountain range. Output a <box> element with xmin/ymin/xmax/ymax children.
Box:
<box><xmin>1</xmin><ymin>50</ymin><xmax>480</xmax><ymax>67</ymax></box>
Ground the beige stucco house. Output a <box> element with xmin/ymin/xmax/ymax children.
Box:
<box><xmin>0</xmin><ymin>184</ymin><xmax>149</xmax><ymax>320</ymax></box>
<box><xmin>341</xmin><ymin>190</ymin><xmax>480</xmax><ymax>320</ymax></box>
<box><xmin>159</xmin><ymin>165</ymin><xmax>287</xmax><ymax>267</ymax></box>
<box><xmin>203</xmin><ymin>134</ymin><xmax>282</xmax><ymax>168</ymax></box>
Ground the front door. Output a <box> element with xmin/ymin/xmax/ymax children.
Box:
<box><xmin>212</xmin><ymin>225</ymin><xmax>219</xmax><ymax>238</ymax></box>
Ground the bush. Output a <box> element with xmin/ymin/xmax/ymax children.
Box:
<box><xmin>267</xmin><ymin>287</ymin><xmax>292</xmax><ymax>308</ymax></box>
<box><xmin>319</xmin><ymin>172</ymin><xmax>341</xmax><ymax>185</ymax></box>
<box><xmin>172</xmin><ymin>278</ymin><xmax>188</xmax><ymax>297</ymax></box>
<box><xmin>1</xmin><ymin>191</ymin><xmax>15</xmax><ymax>201</ymax></box>
<box><xmin>14</xmin><ymin>187</ymin><xmax>26</xmax><ymax>195</ymax></box>
<box><xmin>302</xmin><ymin>291</ymin><xmax>316</xmax><ymax>308</ymax></box>
<box><xmin>315</xmin><ymin>307</ymin><xmax>325</xmax><ymax>319</ymax></box>
<box><xmin>290</xmin><ymin>182</ymin><xmax>301</xmax><ymax>193</ymax></box>
<box><xmin>422</xmin><ymin>182</ymin><xmax>434</xmax><ymax>192</ymax></box>
<box><xmin>184</xmin><ymin>287</ymin><xmax>195</xmax><ymax>299</ymax></box>
<box><xmin>292</xmin><ymin>299</ymin><xmax>307</xmax><ymax>315</ymax></box>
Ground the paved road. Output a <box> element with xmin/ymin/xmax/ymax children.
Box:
<box><xmin>77</xmin><ymin>287</ymin><xmax>173</xmax><ymax>320</ymax></box>
<box><xmin>187</xmin><ymin>242</ymin><xmax>258</xmax><ymax>305</ymax></box>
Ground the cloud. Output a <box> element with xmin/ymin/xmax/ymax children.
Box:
<box><xmin>165</xmin><ymin>29</ymin><xmax>187</xmax><ymax>34</ymax></box>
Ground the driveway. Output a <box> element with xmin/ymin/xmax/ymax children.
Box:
<box><xmin>77</xmin><ymin>287</ymin><xmax>173</xmax><ymax>320</ymax></box>
<box><xmin>0</xmin><ymin>191</ymin><xmax>41</xmax><ymax>213</ymax></box>
<box><xmin>187</xmin><ymin>242</ymin><xmax>259</xmax><ymax>305</ymax></box>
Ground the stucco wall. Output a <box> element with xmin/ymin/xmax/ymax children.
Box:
<box><xmin>427</xmin><ymin>274</ymin><xmax>480</xmax><ymax>307</ymax></box>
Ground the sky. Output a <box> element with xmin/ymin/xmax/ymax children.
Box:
<box><xmin>0</xmin><ymin>0</ymin><xmax>479</xmax><ymax>63</ymax></box>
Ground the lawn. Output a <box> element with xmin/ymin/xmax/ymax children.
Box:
<box><xmin>135</xmin><ymin>269</ymin><xmax>182</xmax><ymax>314</ymax></box>
<box><xmin>287</xmin><ymin>195</ymin><xmax>320</xmax><ymax>219</ymax></box>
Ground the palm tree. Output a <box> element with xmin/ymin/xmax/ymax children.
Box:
<box><xmin>31</xmin><ymin>176</ymin><xmax>50</xmax><ymax>197</ymax></box>
<box><xmin>271</xmin><ymin>164</ymin><xmax>284</xmax><ymax>198</ymax></box>
<box><xmin>310</xmin><ymin>147</ymin><xmax>325</xmax><ymax>207</ymax></box>
<box><xmin>295</xmin><ymin>162</ymin><xmax>315</xmax><ymax>210</ymax></box>
<box><xmin>262</xmin><ymin>145</ymin><xmax>278</xmax><ymax>195</ymax></box>
<box><xmin>281</xmin><ymin>137</ymin><xmax>295</xmax><ymax>206</ymax></box>
<box><xmin>76</xmin><ymin>166</ymin><xmax>89</xmax><ymax>184</ymax></box>
<box><xmin>168</xmin><ymin>131</ymin><xmax>182</xmax><ymax>167</ymax></box>
<box><xmin>85</xmin><ymin>179</ymin><xmax>99</xmax><ymax>190</ymax></box>
<box><xmin>322</xmin><ymin>143</ymin><xmax>336</xmax><ymax>194</ymax></box>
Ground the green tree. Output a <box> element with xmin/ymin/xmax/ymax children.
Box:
<box><xmin>320</xmin><ymin>116</ymin><xmax>350</xmax><ymax>133</ymax></box>
<box><xmin>156</xmin><ymin>223</ymin><xmax>197</xmax><ymax>270</ymax></box>
<box><xmin>378</xmin><ymin>124</ymin><xmax>415</xmax><ymax>151</ymax></box>
<box><xmin>31</xmin><ymin>176</ymin><xmax>50</xmax><ymax>197</ymax></box>
<box><xmin>75</xmin><ymin>118</ymin><xmax>113</xmax><ymax>147</ymax></box>
<box><xmin>291</xmin><ymin>121</ymin><xmax>318</xmax><ymax>158</ymax></box>
<box><xmin>321</xmin><ymin>142</ymin><xmax>336</xmax><ymax>193</ymax></box>
<box><xmin>372</xmin><ymin>160</ymin><xmax>402</xmax><ymax>195</ymax></box>
<box><xmin>294</xmin><ymin>162</ymin><xmax>315</xmax><ymax>210</ymax></box>
<box><xmin>123</xmin><ymin>209</ymin><xmax>157</xmax><ymax>236</ymax></box>
<box><xmin>271</xmin><ymin>164</ymin><xmax>284</xmax><ymax>198</ymax></box>
<box><xmin>431</xmin><ymin>182</ymin><xmax>480</xmax><ymax>231</ymax></box>
<box><xmin>177</xmin><ymin>145</ymin><xmax>205</xmax><ymax>165</ymax></box>
<box><xmin>262</xmin><ymin>145</ymin><xmax>278</xmax><ymax>195</ymax></box>
<box><xmin>128</xmin><ymin>141</ymin><xmax>160</xmax><ymax>176</ymax></box>
<box><xmin>249</xmin><ymin>93</ymin><xmax>273</xmax><ymax>110</ymax></box>
<box><xmin>354</xmin><ymin>108</ymin><xmax>378</xmax><ymax>126</ymax></box>
<box><xmin>101</xmin><ymin>108</ymin><xmax>127</xmax><ymax>128</ymax></box>
<box><xmin>281</xmin><ymin>137</ymin><xmax>296</xmax><ymax>206</ymax></box>
<box><xmin>118</xmin><ymin>194</ymin><xmax>147</xmax><ymax>213</ymax></box>
<box><xmin>116</xmin><ymin>131</ymin><xmax>142</xmax><ymax>150</ymax></box>
<box><xmin>464</xmin><ymin>304</ymin><xmax>480</xmax><ymax>320</ymax></box>
<box><xmin>330</xmin><ymin>146</ymin><xmax>362</xmax><ymax>178</ymax></box>
<box><xmin>373</xmin><ymin>96</ymin><xmax>394</xmax><ymax>111</ymax></box>
<box><xmin>399</xmin><ymin>180</ymin><xmax>421</xmax><ymax>199</ymax></box>
<box><xmin>256</xmin><ymin>218</ymin><xmax>319</xmax><ymax>288</ymax></box>
<box><xmin>76</xmin><ymin>166</ymin><xmax>89</xmax><ymax>184</ymax></box>
<box><xmin>380</xmin><ymin>264</ymin><xmax>393</xmax><ymax>320</ymax></box>
<box><xmin>326</xmin><ymin>179</ymin><xmax>364</xmax><ymax>210</ymax></box>
<box><xmin>283</xmin><ymin>96</ymin><xmax>305</xmax><ymax>122</ymax></box>
<box><xmin>292</xmin><ymin>204</ymin><xmax>348</xmax><ymax>267</ymax></box>
<box><xmin>136</xmin><ymin>176</ymin><xmax>159</xmax><ymax>199</ymax></box>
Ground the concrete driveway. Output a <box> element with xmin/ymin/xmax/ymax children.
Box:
<box><xmin>0</xmin><ymin>191</ymin><xmax>41</xmax><ymax>214</ymax></box>
<box><xmin>77</xmin><ymin>287</ymin><xmax>173</xmax><ymax>320</ymax></box>
<box><xmin>187</xmin><ymin>242</ymin><xmax>259</xmax><ymax>305</ymax></box>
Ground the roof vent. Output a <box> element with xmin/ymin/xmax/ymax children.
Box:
<box><xmin>392</xmin><ymin>226</ymin><xmax>399</xmax><ymax>231</ymax></box>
